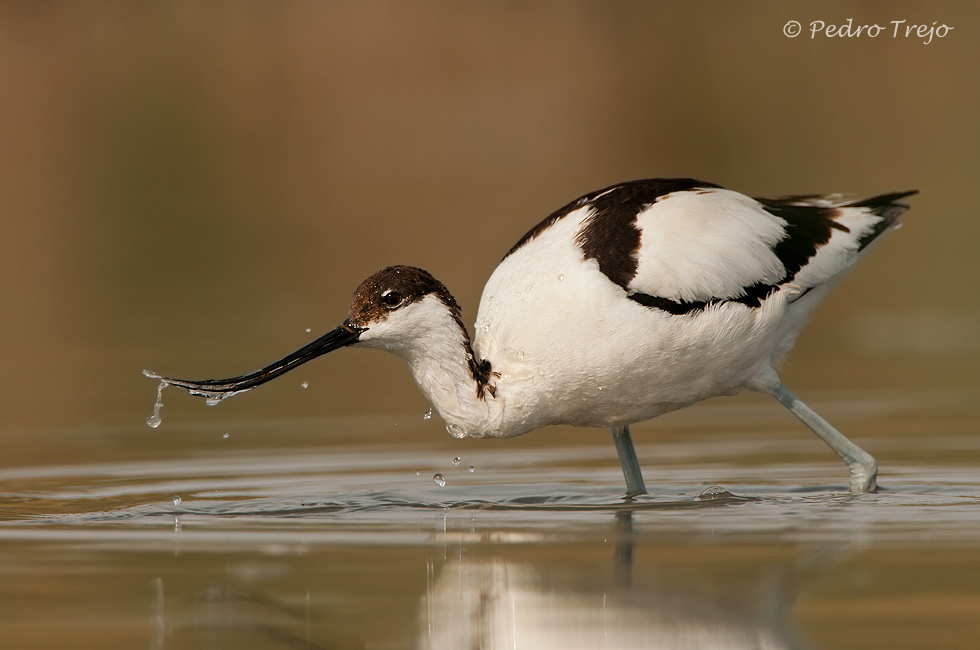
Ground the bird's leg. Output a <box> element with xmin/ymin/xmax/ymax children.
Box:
<box><xmin>610</xmin><ymin>426</ymin><xmax>648</xmax><ymax>496</ymax></box>
<box><xmin>766</xmin><ymin>383</ymin><xmax>878</xmax><ymax>493</ymax></box>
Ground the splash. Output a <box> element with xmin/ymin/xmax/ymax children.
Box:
<box><xmin>146</xmin><ymin>381</ymin><xmax>166</xmax><ymax>428</ymax></box>
<box><xmin>143</xmin><ymin>369</ymin><xmax>249</xmax><ymax>418</ymax></box>
<box><xmin>697</xmin><ymin>486</ymin><xmax>734</xmax><ymax>500</ymax></box>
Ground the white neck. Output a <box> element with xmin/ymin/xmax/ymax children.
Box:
<box><xmin>357</xmin><ymin>295</ymin><xmax>501</xmax><ymax>437</ymax></box>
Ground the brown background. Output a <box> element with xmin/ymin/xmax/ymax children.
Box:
<box><xmin>1</xmin><ymin>1</ymin><xmax>976</xmax><ymax>441</ymax></box>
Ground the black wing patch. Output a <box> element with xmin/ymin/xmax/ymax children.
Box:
<box><xmin>625</xmin><ymin>190</ymin><xmax>916</xmax><ymax>316</ymax></box>
<box><xmin>626</xmin><ymin>198</ymin><xmax>847</xmax><ymax>315</ymax></box>
<box><xmin>505</xmin><ymin>179</ymin><xmax>915</xmax><ymax>317</ymax></box>
<box><xmin>504</xmin><ymin>178</ymin><xmax>720</xmax><ymax>264</ymax></box>
<box><xmin>755</xmin><ymin>198</ymin><xmax>850</xmax><ymax>278</ymax></box>
<box><xmin>575</xmin><ymin>179</ymin><xmax>722</xmax><ymax>290</ymax></box>
<box><xmin>628</xmin><ymin>281</ymin><xmax>779</xmax><ymax>315</ymax></box>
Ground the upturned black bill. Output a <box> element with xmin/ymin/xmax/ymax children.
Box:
<box><xmin>143</xmin><ymin>322</ymin><xmax>363</xmax><ymax>400</ymax></box>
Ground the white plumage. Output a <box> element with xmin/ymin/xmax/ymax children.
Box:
<box><xmin>147</xmin><ymin>179</ymin><xmax>916</xmax><ymax>496</ymax></box>
<box><xmin>630</xmin><ymin>190</ymin><xmax>789</xmax><ymax>301</ymax></box>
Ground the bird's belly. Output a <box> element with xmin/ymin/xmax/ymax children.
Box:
<box><xmin>495</xmin><ymin>340</ymin><xmax>766</xmax><ymax>432</ymax></box>
<box><xmin>476</xmin><ymin>274</ymin><xmax>795</xmax><ymax>435</ymax></box>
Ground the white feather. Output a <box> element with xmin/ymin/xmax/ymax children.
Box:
<box><xmin>630</xmin><ymin>189</ymin><xmax>787</xmax><ymax>302</ymax></box>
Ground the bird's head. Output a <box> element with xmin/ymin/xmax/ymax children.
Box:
<box><xmin>144</xmin><ymin>266</ymin><xmax>464</xmax><ymax>401</ymax></box>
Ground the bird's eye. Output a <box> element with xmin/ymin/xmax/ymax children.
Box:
<box><xmin>380</xmin><ymin>290</ymin><xmax>403</xmax><ymax>308</ymax></box>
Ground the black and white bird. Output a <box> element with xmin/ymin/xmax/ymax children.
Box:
<box><xmin>146</xmin><ymin>178</ymin><xmax>916</xmax><ymax>496</ymax></box>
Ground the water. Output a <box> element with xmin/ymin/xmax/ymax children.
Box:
<box><xmin>1</xmin><ymin>390</ymin><xmax>978</xmax><ymax>648</ymax></box>
<box><xmin>697</xmin><ymin>485</ymin><xmax>733</xmax><ymax>500</ymax></box>
<box><xmin>146</xmin><ymin>381</ymin><xmax>166</xmax><ymax>428</ymax></box>
<box><xmin>3</xmin><ymin>3</ymin><xmax>977</xmax><ymax>647</ymax></box>
<box><xmin>142</xmin><ymin>370</ymin><xmax>252</xmax><ymax>421</ymax></box>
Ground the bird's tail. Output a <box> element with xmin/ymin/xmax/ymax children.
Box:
<box><xmin>844</xmin><ymin>190</ymin><xmax>918</xmax><ymax>250</ymax></box>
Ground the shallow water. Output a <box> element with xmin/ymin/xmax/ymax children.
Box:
<box><xmin>2</xmin><ymin>391</ymin><xmax>978</xmax><ymax>649</ymax></box>
<box><xmin>2</xmin><ymin>2</ymin><xmax>979</xmax><ymax>648</ymax></box>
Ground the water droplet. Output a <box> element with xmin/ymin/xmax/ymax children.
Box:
<box><xmin>423</xmin><ymin>408</ymin><xmax>432</xmax><ymax>421</ymax></box>
<box><xmin>557</xmin><ymin>274</ymin><xmax>564</xmax><ymax>281</ymax></box>
<box><xmin>446</xmin><ymin>423</ymin><xmax>465</xmax><ymax>439</ymax></box>
<box><xmin>205</xmin><ymin>396</ymin><xmax>222</xmax><ymax>407</ymax></box>
<box><xmin>698</xmin><ymin>486</ymin><xmax>733</xmax><ymax>500</ymax></box>
<box><xmin>174</xmin><ymin>516</ymin><xmax>181</xmax><ymax>532</ymax></box>
<box><xmin>432</xmin><ymin>473</ymin><xmax>446</xmax><ymax>487</ymax></box>
<box><xmin>222</xmin><ymin>433</ymin><xmax>229</xmax><ymax>439</ymax></box>
<box><xmin>305</xmin><ymin>327</ymin><xmax>312</xmax><ymax>333</ymax></box>
<box><xmin>415</xmin><ymin>470</ymin><xmax>421</xmax><ymax>477</ymax></box>
<box><xmin>452</xmin><ymin>456</ymin><xmax>461</xmax><ymax>466</ymax></box>
<box><xmin>146</xmin><ymin>381</ymin><xmax>166</xmax><ymax>428</ymax></box>
<box><xmin>517</xmin><ymin>350</ymin><xmax>525</xmax><ymax>360</ymax></box>
<box><xmin>172</xmin><ymin>495</ymin><xmax>181</xmax><ymax>506</ymax></box>
<box><xmin>301</xmin><ymin>381</ymin><xmax>309</xmax><ymax>389</ymax></box>
<box><xmin>468</xmin><ymin>466</ymin><xmax>475</xmax><ymax>473</ymax></box>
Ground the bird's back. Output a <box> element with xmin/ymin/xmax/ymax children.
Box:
<box><xmin>474</xmin><ymin>180</ymin><xmax>914</xmax><ymax>433</ymax></box>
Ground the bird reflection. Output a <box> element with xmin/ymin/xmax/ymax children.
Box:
<box><xmin>420</xmin><ymin>509</ymin><xmax>809</xmax><ymax>650</ymax></box>
<box><xmin>614</xmin><ymin>509</ymin><xmax>634</xmax><ymax>588</ymax></box>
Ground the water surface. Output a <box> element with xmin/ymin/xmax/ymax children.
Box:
<box><xmin>2</xmin><ymin>391</ymin><xmax>978</xmax><ymax>649</ymax></box>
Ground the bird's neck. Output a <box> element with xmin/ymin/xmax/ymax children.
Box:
<box><xmin>408</xmin><ymin>343</ymin><xmax>499</xmax><ymax>438</ymax></box>
<box><xmin>366</xmin><ymin>295</ymin><xmax>501</xmax><ymax>437</ymax></box>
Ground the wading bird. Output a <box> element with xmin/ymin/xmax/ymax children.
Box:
<box><xmin>146</xmin><ymin>178</ymin><xmax>915</xmax><ymax>495</ymax></box>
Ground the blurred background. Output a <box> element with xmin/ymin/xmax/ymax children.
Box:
<box><xmin>2</xmin><ymin>4</ymin><xmax>979</xmax><ymax>648</ymax></box>
<box><xmin>0</xmin><ymin>0</ymin><xmax>977</xmax><ymax>443</ymax></box>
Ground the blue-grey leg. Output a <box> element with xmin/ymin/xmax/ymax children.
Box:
<box><xmin>767</xmin><ymin>383</ymin><xmax>878</xmax><ymax>493</ymax></box>
<box><xmin>610</xmin><ymin>426</ymin><xmax>647</xmax><ymax>496</ymax></box>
